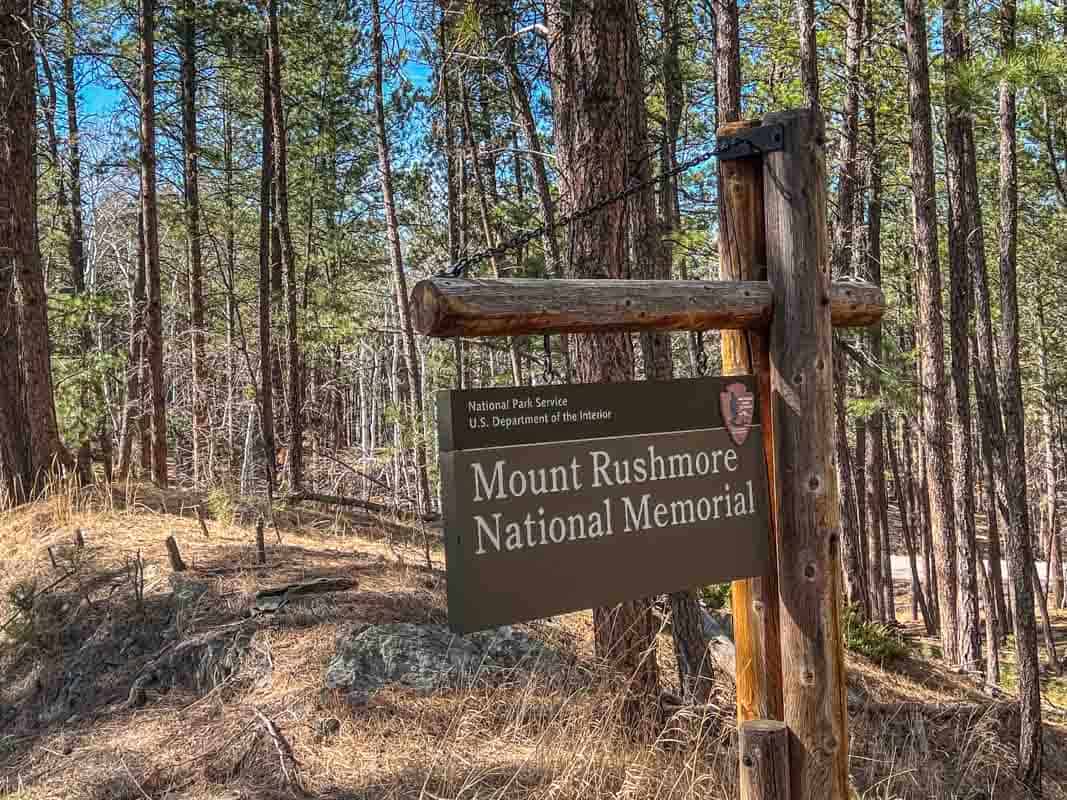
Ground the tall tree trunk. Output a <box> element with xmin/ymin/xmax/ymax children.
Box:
<box><xmin>61</xmin><ymin>0</ymin><xmax>85</xmax><ymax>300</ymax></box>
<box><xmin>795</xmin><ymin>0</ymin><xmax>818</xmax><ymax>110</ymax></box>
<box><xmin>258</xmin><ymin>48</ymin><xmax>277</xmax><ymax>498</ymax></box>
<box><xmin>3</xmin><ymin>0</ymin><xmax>75</xmax><ymax>497</ymax></box>
<box><xmin>630</xmin><ymin>29</ymin><xmax>671</xmax><ymax>382</ymax></box>
<box><xmin>856</xmin><ymin>416</ymin><xmax>875</xmax><ymax>618</ymax></box>
<box><xmin>978</xmin><ymin>559</ymin><xmax>1001</xmax><ymax>688</ymax></box>
<box><xmin>998</xmin><ymin>0</ymin><xmax>1044</xmax><ymax>787</ymax></box>
<box><xmin>659</xmin><ymin>0</ymin><xmax>682</xmax><ymax>285</ymax></box>
<box><xmin>118</xmin><ymin>212</ymin><xmax>146</xmax><ymax>482</ymax></box>
<box><xmin>863</xmin><ymin>83</ymin><xmax>894</xmax><ymax>624</ymax></box>
<box><xmin>867</xmin><ymin>355</ymin><xmax>892</xmax><ymax>626</ymax></box>
<box><xmin>0</xmin><ymin>239</ymin><xmax>29</xmax><ymax>504</ymax></box>
<box><xmin>0</xmin><ymin>0</ymin><xmax>36</xmax><ymax>501</ymax></box>
<box><xmin>833</xmin><ymin>0</ymin><xmax>870</xmax><ymax>617</ymax></box>
<box><xmin>371</xmin><ymin>0</ymin><xmax>431</xmax><ymax>516</ymax></box>
<box><xmin>223</xmin><ymin>52</ymin><xmax>237</xmax><ymax>474</ymax></box>
<box><xmin>2</xmin><ymin>0</ymin><xmax>71</xmax><ymax>491</ymax></box>
<box><xmin>458</xmin><ymin>77</ymin><xmax>523</xmax><ymax>385</ymax></box>
<box><xmin>62</xmin><ymin>0</ymin><xmax>94</xmax><ymax>484</ymax></box>
<box><xmin>135</xmin><ymin>206</ymin><xmax>151</xmax><ymax>475</ymax></box>
<box><xmin>899</xmin><ymin>413</ymin><xmax>924</xmax><ymax>622</ymax></box>
<box><xmin>140</xmin><ymin>0</ymin><xmax>167</xmax><ymax>487</ymax></box>
<box><xmin>441</xmin><ymin>13</ymin><xmax>460</xmax><ymax>266</ymax></box>
<box><xmin>267</xmin><ymin>0</ymin><xmax>303</xmax><ymax>490</ymax></box>
<box><xmin>887</xmin><ymin>417</ymin><xmax>935</xmax><ymax>633</ymax></box>
<box><xmin>903</xmin><ymin>0</ymin><xmax>958</xmax><ymax>663</ymax></box>
<box><xmin>181</xmin><ymin>0</ymin><xmax>206</xmax><ymax>486</ymax></box>
<box><xmin>641</xmin><ymin>0</ymin><xmax>709</xmax><ymax>703</ymax></box>
<box><xmin>835</xmin><ymin>344</ymin><xmax>868</xmax><ymax>614</ymax></box>
<box><xmin>547</xmin><ymin>0</ymin><xmax>661</xmax><ymax>725</ymax></box>
<box><xmin>943</xmin><ymin>0</ymin><xmax>981</xmax><ymax>670</ymax></box>
<box><xmin>975</xmin><ymin>409</ymin><xmax>1007</xmax><ymax>639</ymax></box>
<box><xmin>499</xmin><ymin>20</ymin><xmax>561</xmax><ymax>273</ymax></box>
<box><xmin>966</xmin><ymin>154</ymin><xmax>1010</xmax><ymax>639</ymax></box>
<box><xmin>37</xmin><ymin>43</ymin><xmax>67</xmax><ymax>271</ymax></box>
<box><xmin>831</xmin><ymin>0</ymin><xmax>864</xmax><ymax>280</ymax></box>
<box><xmin>1038</xmin><ymin>295</ymin><xmax>1063</xmax><ymax>608</ymax></box>
<box><xmin>439</xmin><ymin>15</ymin><xmax>464</xmax><ymax>386</ymax></box>
<box><xmin>1032</xmin><ymin>558</ymin><xmax>1061</xmax><ymax>674</ymax></box>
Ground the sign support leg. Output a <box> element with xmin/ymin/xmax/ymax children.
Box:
<box><xmin>762</xmin><ymin>108</ymin><xmax>849</xmax><ymax>800</ymax></box>
<box><xmin>718</xmin><ymin>120</ymin><xmax>784</xmax><ymax>725</ymax></box>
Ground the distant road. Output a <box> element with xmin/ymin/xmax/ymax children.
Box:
<box><xmin>889</xmin><ymin>555</ymin><xmax>1063</xmax><ymax>591</ymax></box>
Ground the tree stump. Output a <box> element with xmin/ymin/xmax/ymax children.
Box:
<box><xmin>165</xmin><ymin>535</ymin><xmax>186</xmax><ymax>572</ymax></box>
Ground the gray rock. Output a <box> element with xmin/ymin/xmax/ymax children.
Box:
<box><xmin>701</xmin><ymin>609</ymin><xmax>733</xmax><ymax>641</ymax></box>
<box><xmin>324</xmin><ymin>623</ymin><xmax>557</xmax><ymax>701</ymax></box>
<box><xmin>701</xmin><ymin>609</ymin><xmax>736</xmax><ymax>678</ymax></box>
<box><xmin>169</xmin><ymin>575</ymin><xmax>212</xmax><ymax>605</ymax></box>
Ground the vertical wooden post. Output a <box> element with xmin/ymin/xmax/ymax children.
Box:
<box><xmin>740</xmin><ymin>719</ymin><xmax>791</xmax><ymax>800</ymax></box>
<box><xmin>762</xmin><ymin>109</ymin><xmax>848</xmax><ymax>800</ymax></box>
<box><xmin>718</xmin><ymin>119</ymin><xmax>783</xmax><ymax>724</ymax></box>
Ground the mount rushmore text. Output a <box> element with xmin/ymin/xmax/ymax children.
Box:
<box><xmin>468</xmin><ymin>440</ymin><xmax>758</xmax><ymax>555</ymax></box>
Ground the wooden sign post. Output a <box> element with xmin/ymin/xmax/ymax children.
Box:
<box><xmin>412</xmin><ymin>108</ymin><xmax>872</xmax><ymax>800</ymax></box>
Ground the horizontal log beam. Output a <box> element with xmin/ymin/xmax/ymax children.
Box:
<box><xmin>411</xmin><ymin>277</ymin><xmax>885</xmax><ymax>338</ymax></box>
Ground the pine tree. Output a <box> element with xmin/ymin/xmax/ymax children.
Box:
<box><xmin>546</xmin><ymin>0</ymin><xmax>661</xmax><ymax>725</ymax></box>
<box><xmin>903</xmin><ymin>0</ymin><xmax>958</xmax><ymax>664</ymax></box>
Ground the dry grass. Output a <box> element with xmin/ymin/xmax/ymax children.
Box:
<box><xmin>1</xmin><ymin>484</ymin><xmax>1065</xmax><ymax>799</ymax></box>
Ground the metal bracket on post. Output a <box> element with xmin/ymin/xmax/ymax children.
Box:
<box><xmin>718</xmin><ymin>124</ymin><xmax>785</xmax><ymax>160</ymax></box>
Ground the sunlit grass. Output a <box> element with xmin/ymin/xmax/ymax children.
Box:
<box><xmin>998</xmin><ymin>609</ymin><xmax>1067</xmax><ymax>708</ymax></box>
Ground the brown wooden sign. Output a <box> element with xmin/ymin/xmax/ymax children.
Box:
<box><xmin>438</xmin><ymin>377</ymin><xmax>772</xmax><ymax>633</ymax></box>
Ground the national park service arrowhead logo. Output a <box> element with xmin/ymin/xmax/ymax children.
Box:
<box><xmin>720</xmin><ymin>382</ymin><xmax>755</xmax><ymax>446</ymax></box>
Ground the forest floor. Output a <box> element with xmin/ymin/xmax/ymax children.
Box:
<box><xmin>1</xmin><ymin>484</ymin><xmax>1067</xmax><ymax>799</ymax></box>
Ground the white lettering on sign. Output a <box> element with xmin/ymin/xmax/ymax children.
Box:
<box><xmin>471</xmin><ymin>457</ymin><xmax>584</xmax><ymax>501</ymax></box>
<box><xmin>468</xmin><ymin>440</ymin><xmax>758</xmax><ymax>556</ymax></box>
<box><xmin>474</xmin><ymin>498</ymin><xmax>614</xmax><ymax>555</ymax></box>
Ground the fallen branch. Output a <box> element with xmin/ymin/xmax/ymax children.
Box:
<box><xmin>252</xmin><ymin>577</ymin><xmax>357</xmax><ymax>614</ymax></box>
<box><xmin>252</xmin><ymin>707</ymin><xmax>302</xmax><ymax>791</ymax></box>
<box><xmin>316</xmin><ymin>451</ymin><xmax>417</xmax><ymax>504</ymax></box>
<box><xmin>284</xmin><ymin>490</ymin><xmax>439</xmax><ymax>524</ymax></box>
<box><xmin>850</xmin><ymin>698</ymin><xmax>1019</xmax><ymax>721</ymax></box>
<box><xmin>256</xmin><ymin>577</ymin><xmax>357</xmax><ymax>599</ymax></box>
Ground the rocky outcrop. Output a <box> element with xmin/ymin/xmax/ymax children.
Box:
<box><xmin>324</xmin><ymin>623</ymin><xmax>559</xmax><ymax>704</ymax></box>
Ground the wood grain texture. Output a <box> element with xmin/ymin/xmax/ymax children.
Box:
<box><xmin>740</xmin><ymin>720</ymin><xmax>791</xmax><ymax>800</ymax></box>
<box><xmin>716</xmin><ymin>120</ymin><xmax>784</xmax><ymax>728</ymax></box>
<box><xmin>410</xmin><ymin>277</ymin><xmax>885</xmax><ymax>338</ymax></box>
<box><xmin>762</xmin><ymin>109</ymin><xmax>848</xmax><ymax>800</ymax></box>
